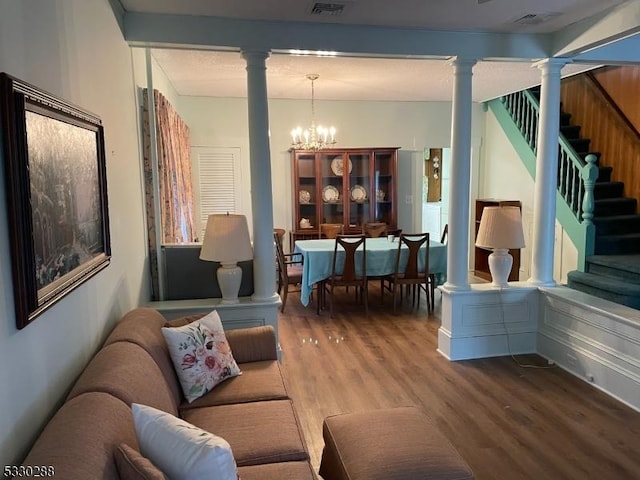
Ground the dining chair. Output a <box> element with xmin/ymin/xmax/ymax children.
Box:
<box><xmin>320</xmin><ymin>223</ymin><xmax>344</xmax><ymax>239</ymax></box>
<box><xmin>274</xmin><ymin>228</ymin><xmax>286</xmax><ymax>248</ymax></box>
<box><xmin>381</xmin><ymin>232</ymin><xmax>432</xmax><ymax>314</ymax></box>
<box><xmin>440</xmin><ymin>224</ymin><xmax>448</xmax><ymax>244</ymax></box>
<box><xmin>364</xmin><ymin>222</ymin><xmax>387</xmax><ymax>238</ymax></box>
<box><xmin>273</xmin><ymin>228</ymin><xmax>286</xmax><ymax>291</ymax></box>
<box><xmin>423</xmin><ymin>224</ymin><xmax>447</xmax><ymax>308</ymax></box>
<box><xmin>324</xmin><ymin>234</ymin><xmax>367</xmax><ymax>317</ymax></box>
<box><xmin>274</xmin><ymin>232</ymin><xmax>304</xmax><ymax>313</ymax></box>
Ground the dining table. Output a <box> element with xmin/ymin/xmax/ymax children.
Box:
<box><xmin>293</xmin><ymin>237</ymin><xmax>447</xmax><ymax>306</ymax></box>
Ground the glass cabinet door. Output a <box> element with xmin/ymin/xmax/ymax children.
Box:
<box><xmin>319</xmin><ymin>152</ymin><xmax>345</xmax><ymax>227</ymax></box>
<box><xmin>374</xmin><ymin>151</ymin><xmax>395</xmax><ymax>225</ymax></box>
<box><xmin>296</xmin><ymin>152</ymin><xmax>317</xmax><ymax>230</ymax></box>
<box><xmin>347</xmin><ymin>152</ymin><xmax>371</xmax><ymax>229</ymax></box>
<box><xmin>292</xmin><ymin>148</ymin><xmax>398</xmax><ymax>238</ymax></box>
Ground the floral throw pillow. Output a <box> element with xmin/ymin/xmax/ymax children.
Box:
<box><xmin>162</xmin><ymin>310</ymin><xmax>242</xmax><ymax>403</ymax></box>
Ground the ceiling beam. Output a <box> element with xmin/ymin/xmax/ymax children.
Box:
<box><xmin>551</xmin><ymin>1</ymin><xmax>640</xmax><ymax>57</ymax></box>
<box><xmin>122</xmin><ymin>13</ymin><xmax>551</xmax><ymax>61</ymax></box>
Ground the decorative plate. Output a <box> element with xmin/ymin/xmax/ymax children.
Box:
<box><xmin>330</xmin><ymin>158</ymin><xmax>353</xmax><ymax>176</ymax></box>
<box><xmin>350</xmin><ymin>184</ymin><xmax>367</xmax><ymax>202</ymax></box>
<box><xmin>322</xmin><ymin>185</ymin><xmax>340</xmax><ymax>203</ymax></box>
<box><xmin>299</xmin><ymin>190</ymin><xmax>311</xmax><ymax>204</ymax></box>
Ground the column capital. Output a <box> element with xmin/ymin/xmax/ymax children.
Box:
<box><xmin>447</xmin><ymin>56</ymin><xmax>477</xmax><ymax>69</ymax></box>
<box><xmin>241</xmin><ymin>49</ymin><xmax>271</xmax><ymax>65</ymax></box>
<box><xmin>532</xmin><ymin>57</ymin><xmax>571</xmax><ymax>73</ymax></box>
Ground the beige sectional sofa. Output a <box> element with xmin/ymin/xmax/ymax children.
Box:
<box><xmin>20</xmin><ymin>307</ymin><xmax>316</xmax><ymax>479</ymax></box>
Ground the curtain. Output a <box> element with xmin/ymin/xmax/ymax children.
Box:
<box><xmin>142</xmin><ymin>89</ymin><xmax>196</xmax><ymax>299</ymax></box>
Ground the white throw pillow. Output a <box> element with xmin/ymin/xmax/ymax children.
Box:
<box><xmin>162</xmin><ymin>310</ymin><xmax>242</xmax><ymax>403</ymax></box>
<box><xmin>131</xmin><ymin>403</ymin><xmax>239</xmax><ymax>480</ymax></box>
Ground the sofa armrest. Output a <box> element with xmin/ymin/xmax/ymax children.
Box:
<box><xmin>166</xmin><ymin>315</ymin><xmax>278</xmax><ymax>363</ymax></box>
<box><xmin>225</xmin><ymin>325</ymin><xmax>278</xmax><ymax>363</ymax></box>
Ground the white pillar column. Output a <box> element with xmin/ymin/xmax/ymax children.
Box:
<box><xmin>242</xmin><ymin>49</ymin><xmax>279</xmax><ymax>302</ymax></box>
<box><xmin>443</xmin><ymin>57</ymin><xmax>476</xmax><ymax>291</ymax></box>
<box><xmin>528</xmin><ymin>58</ymin><xmax>567</xmax><ymax>286</ymax></box>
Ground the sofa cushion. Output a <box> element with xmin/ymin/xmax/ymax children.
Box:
<box><xmin>67</xmin><ymin>342</ymin><xmax>178</xmax><ymax>416</ymax></box>
<box><xmin>162</xmin><ymin>310</ymin><xmax>242</xmax><ymax>403</ymax></box>
<box><xmin>104</xmin><ymin>307</ymin><xmax>182</xmax><ymax>405</ymax></box>
<box><xmin>182</xmin><ymin>399</ymin><xmax>309</xmax><ymax>467</ymax></box>
<box><xmin>238</xmin><ymin>461</ymin><xmax>317</xmax><ymax>480</ymax></box>
<box><xmin>132</xmin><ymin>404</ymin><xmax>239</xmax><ymax>480</ymax></box>
<box><xmin>21</xmin><ymin>392</ymin><xmax>137</xmax><ymax>480</ymax></box>
<box><xmin>179</xmin><ymin>360</ymin><xmax>288</xmax><ymax>412</ymax></box>
<box><xmin>114</xmin><ymin>443</ymin><xmax>167</xmax><ymax>480</ymax></box>
<box><xmin>167</xmin><ymin>317</ymin><xmax>278</xmax><ymax>364</ymax></box>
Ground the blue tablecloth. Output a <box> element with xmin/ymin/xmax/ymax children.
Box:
<box><xmin>293</xmin><ymin>237</ymin><xmax>447</xmax><ymax>306</ymax></box>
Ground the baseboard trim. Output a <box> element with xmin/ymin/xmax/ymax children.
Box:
<box><xmin>439</xmin><ymin>284</ymin><xmax>640</xmax><ymax>411</ymax></box>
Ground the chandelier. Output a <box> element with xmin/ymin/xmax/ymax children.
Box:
<box><xmin>291</xmin><ymin>73</ymin><xmax>337</xmax><ymax>150</ymax></box>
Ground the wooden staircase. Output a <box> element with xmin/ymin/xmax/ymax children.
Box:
<box><xmin>558</xmin><ymin>104</ymin><xmax>640</xmax><ymax>308</ymax></box>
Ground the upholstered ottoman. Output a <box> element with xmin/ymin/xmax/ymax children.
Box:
<box><xmin>319</xmin><ymin>406</ymin><xmax>475</xmax><ymax>480</ymax></box>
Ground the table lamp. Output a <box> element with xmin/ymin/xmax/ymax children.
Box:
<box><xmin>475</xmin><ymin>206</ymin><xmax>525</xmax><ymax>288</ymax></box>
<box><xmin>200</xmin><ymin>213</ymin><xmax>253</xmax><ymax>304</ymax></box>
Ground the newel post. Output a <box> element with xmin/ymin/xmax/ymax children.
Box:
<box><xmin>581</xmin><ymin>154</ymin><xmax>598</xmax><ymax>226</ymax></box>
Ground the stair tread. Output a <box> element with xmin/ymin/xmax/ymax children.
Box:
<box><xmin>568</xmin><ymin>271</ymin><xmax>640</xmax><ymax>294</ymax></box>
<box><xmin>594</xmin><ymin>197</ymin><xmax>636</xmax><ymax>204</ymax></box>
<box><xmin>598</xmin><ymin>232</ymin><xmax>640</xmax><ymax>240</ymax></box>
<box><xmin>594</xmin><ymin>214</ymin><xmax>640</xmax><ymax>222</ymax></box>
<box><xmin>586</xmin><ymin>254</ymin><xmax>640</xmax><ymax>273</ymax></box>
<box><xmin>594</xmin><ymin>181</ymin><xmax>624</xmax><ymax>187</ymax></box>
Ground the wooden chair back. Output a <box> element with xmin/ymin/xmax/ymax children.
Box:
<box><xmin>440</xmin><ymin>224</ymin><xmax>448</xmax><ymax>244</ymax></box>
<box><xmin>274</xmin><ymin>231</ymin><xmax>286</xmax><ymax>276</ymax></box>
<box><xmin>364</xmin><ymin>222</ymin><xmax>387</xmax><ymax>238</ymax></box>
<box><xmin>321</xmin><ymin>223</ymin><xmax>344</xmax><ymax>239</ymax></box>
<box><xmin>274</xmin><ymin>228</ymin><xmax>286</xmax><ymax>250</ymax></box>
<box><xmin>332</xmin><ymin>234</ymin><xmax>366</xmax><ymax>282</ymax></box>
<box><xmin>321</xmin><ymin>234</ymin><xmax>368</xmax><ymax>316</ymax></box>
<box><xmin>274</xmin><ymin>231</ymin><xmax>303</xmax><ymax>312</ymax></box>
<box><xmin>394</xmin><ymin>232</ymin><xmax>430</xmax><ymax>280</ymax></box>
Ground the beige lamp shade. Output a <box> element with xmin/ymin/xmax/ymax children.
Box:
<box><xmin>475</xmin><ymin>206</ymin><xmax>525</xmax><ymax>250</ymax></box>
<box><xmin>200</xmin><ymin>214</ymin><xmax>253</xmax><ymax>263</ymax></box>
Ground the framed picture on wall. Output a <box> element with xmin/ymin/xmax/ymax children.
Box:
<box><xmin>0</xmin><ymin>73</ymin><xmax>111</xmax><ymax>329</ymax></box>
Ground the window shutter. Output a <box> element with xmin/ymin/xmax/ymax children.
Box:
<box><xmin>194</xmin><ymin>147</ymin><xmax>241</xmax><ymax>239</ymax></box>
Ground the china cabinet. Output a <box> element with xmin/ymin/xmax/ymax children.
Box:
<box><xmin>291</xmin><ymin>148</ymin><xmax>399</xmax><ymax>245</ymax></box>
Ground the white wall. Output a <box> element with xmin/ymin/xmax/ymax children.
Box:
<box><xmin>0</xmin><ymin>0</ymin><xmax>148</xmax><ymax>465</ymax></box>
<box><xmin>177</xmin><ymin>95</ymin><xmax>486</xmax><ymax>242</ymax></box>
<box><xmin>481</xmin><ymin>108</ymin><xmax>578</xmax><ymax>282</ymax></box>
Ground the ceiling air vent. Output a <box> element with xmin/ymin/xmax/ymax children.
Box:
<box><xmin>512</xmin><ymin>12</ymin><xmax>560</xmax><ymax>26</ymax></box>
<box><xmin>310</xmin><ymin>2</ymin><xmax>348</xmax><ymax>16</ymax></box>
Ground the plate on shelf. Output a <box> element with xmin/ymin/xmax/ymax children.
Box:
<box><xmin>350</xmin><ymin>184</ymin><xmax>367</xmax><ymax>202</ymax></box>
<box><xmin>330</xmin><ymin>158</ymin><xmax>352</xmax><ymax>176</ymax></box>
<box><xmin>299</xmin><ymin>190</ymin><xmax>311</xmax><ymax>204</ymax></box>
<box><xmin>322</xmin><ymin>185</ymin><xmax>340</xmax><ymax>203</ymax></box>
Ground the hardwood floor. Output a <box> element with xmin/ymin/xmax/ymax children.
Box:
<box><xmin>278</xmin><ymin>284</ymin><xmax>640</xmax><ymax>480</ymax></box>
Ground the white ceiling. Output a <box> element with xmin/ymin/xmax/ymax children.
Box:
<box><xmin>120</xmin><ymin>0</ymin><xmax>633</xmax><ymax>102</ymax></box>
<box><xmin>150</xmin><ymin>49</ymin><xmax>596</xmax><ymax>103</ymax></box>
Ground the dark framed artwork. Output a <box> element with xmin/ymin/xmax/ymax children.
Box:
<box><xmin>0</xmin><ymin>73</ymin><xmax>111</xmax><ymax>329</ymax></box>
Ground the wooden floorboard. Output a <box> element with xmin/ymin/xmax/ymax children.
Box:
<box><xmin>278</xmin><ymin>284</ymin><xmax>640</xmax><ymax>480</ymax></box>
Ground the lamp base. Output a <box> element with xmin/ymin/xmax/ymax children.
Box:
<box><xmin>488</xmin><ymin>249</ymin><xmax>513</xmax><ymax>288</ymax></box>
<box><xmin>217</xmin><ymin>262</ymin><xmax>242</xmax><ymax>304</ymax></box>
